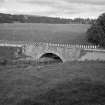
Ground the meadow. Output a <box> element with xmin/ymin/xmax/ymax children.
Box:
<box><xmin>0</xmin><ymin>61</ymin><xmax>105</xmax><ymax>105</ymax></box>
<box><xmin>0</xmin><ymin>23</ymin><xmax>90</xmax><ymax>44</ymax></box>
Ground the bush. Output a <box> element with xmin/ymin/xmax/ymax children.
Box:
<box><xmin>87</xmin><ymin>13</ymin><xmax>105</xmax><ymax>48</ymax></box>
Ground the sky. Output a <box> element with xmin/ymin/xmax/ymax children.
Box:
<box><xmin>0</xmin><ymin>0</ymin><xmax>105</xmax><ymax>19</ymax></box>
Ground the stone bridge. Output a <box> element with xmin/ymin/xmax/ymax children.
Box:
<box><xmin>0</xmin><ymin>40</ymin><xmax>105</xmax><ymax>62</ymax></box>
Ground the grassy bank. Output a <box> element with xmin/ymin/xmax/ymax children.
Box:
<box><xmin>0</xmin><ymin>61</ymin><xmax>105</xmax><ymax>105</ymax></box>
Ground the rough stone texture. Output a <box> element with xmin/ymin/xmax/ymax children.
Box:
<box><xmin>79</xmin><ymin>50</ymin><xmax>105</xmax><ymax>61</ymax></box>
<box><xmin>23</xmin><ymin>43</ymin><xmax>81</xmax><ymax>62</ymax></box>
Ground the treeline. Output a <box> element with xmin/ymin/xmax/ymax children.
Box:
<box><xmin>0</xmin><ymin>13</ymin><xmax>96</xmax><ymax>24</ymax></box>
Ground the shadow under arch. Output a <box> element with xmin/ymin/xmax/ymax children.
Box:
<box><xmin>39</xmin><ymin>53</ymin><xmax>63</xmax><ymax>63</ymax></box>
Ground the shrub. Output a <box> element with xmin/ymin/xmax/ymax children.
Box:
<box><xmin>87</xmin><ymin>13</ymin><xmax>105</xmax><ymax>48</ymax></box>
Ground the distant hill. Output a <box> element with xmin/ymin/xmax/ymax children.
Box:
<box><xmin>0</xmin><ymin>13</ymin><xmax>96</xmax><ymax>24</ymax></box>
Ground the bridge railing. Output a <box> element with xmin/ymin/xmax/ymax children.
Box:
<box><xmin>0</xmin><ymin>40</ymin><xmax>104</xmax><ymax>51</ymax></box>
<box><xmin>45</xmin><ymin>42</ymin><xmax>105</xmax><ymax>52</ymax></box>
<box><xmin>45</xmin><ymin>42</ymin><xmax>98</xmax><ymax>49</ymax></box>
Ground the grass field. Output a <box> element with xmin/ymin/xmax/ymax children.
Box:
<box><xmin>0</xmin><ymin>23</ymin><xmax>90</xmax><ymax>44</ymax></box>
<box><xmin>0</xmin><ymin>61</ymin><xmax>105</xmax><ymax>105</ymax></box>
<box><xmin>0</xmin><ymin>23</ymin><xmax>104</xmax><ymax>105</ymax></box>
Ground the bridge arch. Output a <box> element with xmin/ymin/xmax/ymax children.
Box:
<box><xmin>38</xmin><ymin>52</ymin><xmax>64</xmax><ymax>63</ymax></box>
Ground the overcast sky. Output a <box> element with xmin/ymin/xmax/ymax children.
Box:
<box><xmin>0</xmin><ymin>0</ymin><xmax>105</xmax><ymax>18</ymax></box>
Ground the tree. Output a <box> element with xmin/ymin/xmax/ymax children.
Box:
<box><xmin>87</xmin><ymin>13</ymin><xmax>105</xmax><ymax>48</ymax></box>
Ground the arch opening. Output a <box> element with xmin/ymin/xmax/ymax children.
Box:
<box><xmin>39</xmin><ymin>53</ymin><xmax>63</xmax><ymax>64</ymax></box>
